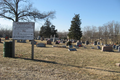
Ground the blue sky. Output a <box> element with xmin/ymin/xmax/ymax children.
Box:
<box><xmin>0</xmin><ymin>0</ymin><xmax>120</xmax><ymax>32</ymax></box>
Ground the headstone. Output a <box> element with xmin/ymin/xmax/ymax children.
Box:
<box><xmin>76</xmin><ymin>41</ymin><xmax>82</xmax><ymax>47</ymax></box>
<box><xmin>17</xmin><ymin>40</ymin><xmax>20</xmax><ymax>42</ymax></box>
<box><xmin>47</xmin><ymin>40</ymin><xmax>52</xmax><ymax>45</ymax></box>
<box><xmin>104</xmin><ymin>44</ymin><xmax>109</xmax><ymax>46</ymax></box>
<box><xmin>97</xmin><ymin>42</ymin><xmax>100</xmax><ymax>45</ymax></box>
<box><xmin>36</xmin><ymin>43</ymin><xmax>46</xmax><ymax>47</ymax></box>
<box><xmin>68</xmin><ymin>48</ymin><xmax>77</xmax><ymax>51</ymax></box>
<box><xmin>118</xmin><ymin>47</ymin><xmax>120</xmax><ymax>52</ymax></box>
<box><xmin>63</xmin><ymin>41</ymin><xmax>66</xmax><ymax>43</ymax></box>
<box><xmin>72</xmin><ymin>40</ymin><xmax>76</xmax><ymax>43</ymax></box>
<box><xmin>21</xmin><ymin>40</ymin><xmax>26</xmax><ymax>43</ymax></box>
<box><xmin>85</xmin><ymin>41</ymin><xmax>89</xmax><ymax>45</ymax></box>
<box><xmin>0</xmin><ymin>38</ymin><xmax>1</xmax><ymax>43</ymax></box>
<box><xmin>5</xmin><ymin>36</ymin><xmax>9</xmax><ymax>40</ymax></box>
<box><xmin>97</xmin><ymin>46</ymin><xmax>101</xmax><ymax>49</ymax></box>
<box><xmin>115</xmin><ymin>45</ymin><xmax>119</xmax><ymax>50</ymax></box>
<box><xmin>55</xmin><ymin>41</ymin><xmax>59</xmax><ymax>44</ymax></box>
<box><xmin>94</xmin><ymin>41</ymin><xmax>97</xmax><ymax>45</ymax></box>
<box><xmin>41</xmin><ymin>37</ymin><xmax>44</xmax><ymax>41</ymax></box>
<box><xmin>102</xmin><ymin>46</ymin><xmax>113</xmax><ymax>52</ymax></box>
<box><xmin>113</xmin><ymin>45</ymin><xmax>116</xmax><ymax>49</ymax></box>
<box><xmin>37</xmin><ymin>36</ymin><xmax>40</xmax><ymax>40</ymax></box>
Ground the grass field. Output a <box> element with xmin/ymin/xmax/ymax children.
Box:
<box><xmin>0</xmin><ymin>38</ymin><xmax>120</xmax><ymax>80</ymax></box>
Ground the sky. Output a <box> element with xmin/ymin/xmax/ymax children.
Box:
<box><xmin>0</xmin><ymin>0</ymin><xmax>120</xmax><ymax>32</ymax></box>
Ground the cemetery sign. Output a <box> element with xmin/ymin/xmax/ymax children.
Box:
<box><xmin>12</xmin><ymin>22</ymin><xmax>35</xmax><ymax>40</ymax></box>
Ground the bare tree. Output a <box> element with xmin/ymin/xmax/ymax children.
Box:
<box><xmin>113</xmin><ymin>22</ymin><xmax>120</xmax><ymax>44</ymax></box>
<box><xmin>0</xmin><ymin>0</ymin><xmax>55</xmax><ymax>22</ymax></box>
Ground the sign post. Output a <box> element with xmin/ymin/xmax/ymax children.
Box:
<box><xmin>12</xmin><ymin>22</ymin><xmax>35</xmax><ymax>59</ymax></box>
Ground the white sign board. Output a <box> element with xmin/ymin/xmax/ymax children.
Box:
<box><xmin>12</xmin><ymin>22</ymin><xmax>35</xmax><ymax>40</ymax></box>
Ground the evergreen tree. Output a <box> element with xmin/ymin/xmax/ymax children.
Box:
<box><xmin>39</xmin><ymin>19</ymin><xmax>58</xmax><ymax>38</ymax></box>
<box><xmin>68</xmin><ymin>14</ymin><xmax>82</xmax><ymax>40</ymax></box>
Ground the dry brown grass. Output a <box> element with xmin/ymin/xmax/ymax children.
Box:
<box><xmin>0</xmin><ymin>38</ymin><xmax>120</xmax><ymax>80</ymax></box>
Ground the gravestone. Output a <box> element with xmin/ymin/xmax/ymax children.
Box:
<box><xmin>0</xmin><ymin>38</ymin><xmax>1</xmax><ymax>43</ymax></box>
<box><xmin>97</xmin><ymin>42</ymin><xmax>100</xmax><ymax>45</ymax></box>
<box><xmin>41</xmin><ymin>37</ymin><xmax>44</xmax><ymax>41</ymax></box>
<box><xmin>97</xmin><ymin>46</ymin><xmax>101</xmax><ymax>49</ymax></box>
<box><xmin>102</xmin><ymin>46</ymin><xmax>113</xmax><ymax>52</ymax></box>
<box><xmin>5</xmin><ymin>36</ymin><xmax>9</xmax><ymax>40</ymax></box>
<box><xmin>94</xmin><ymin>41</ymin><xmax>97</xmax><ymax>45</ymax></box>
<box><xmin>115</xmin><ymin>45</ymin><xmax>119</xmax><ymax>50</ymax></box>
<box><xmin>104</xmin><ymin>44</ymin><xmax>109</xmax><ymax>46</ymax></box>
<box><xmin>118</xmin><ymin>47</ymin><xmax>120</xmax><ymax>52</ymax></box>
<box><xmin>68</xmin><ymin>48</ymin><xmax>77</xmax><ymax>51</ymax></box>
<box><xmin>76</xmin><ymin>42</ymin><xmax>82</xmax><ymax>47</ymax></box>
<box><xmin>21</xmin><ymin>40</ymin><xmax>26</xmax><ymax>43</ymax></box>
<box><xmin>113</xmin><ymin>45</ymin><xmax>116</xmax><ymax>49</ymax></box>
<box><xmin>47</xmin><ymin>40</ymin><xmax>52</xmax><ymax>45</ymax></box>
<box><xmin>72</xmin><ymin>40</ymin><xmax>76</xmax><ymax>43</ymax></box>
<box><xmin>36</xmin><ymin>43</ymin><xmax>46</xmax><ymax>47</ymax></box>
<box><xmin>37</xmin><ymin>36</ymin><xmax>40</xmax><ymax>40</ymax></box>
<box><xmin>55</xmin><ymin>41</ymin><xmax>59</xmax><ymax>44</ymax></box>
<box><xmin>17</xmin><ymin>40</ymin><xmax>20</xmax><ymax>42</ymax></box>
<box><xmin>85</xmin><ymin>41</ymin><xmax>89</xmax><ymax>45</ymax></box>
<box><xmin>63</xmin><ymin>41</ymin><xmax>66</xmax><ymax>43</ymax></box>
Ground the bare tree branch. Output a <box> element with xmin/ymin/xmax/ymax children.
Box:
<box><xmin>0</xmin><ymin>0</ymin><xmax>55</xmax><ymax>22</ymax></box>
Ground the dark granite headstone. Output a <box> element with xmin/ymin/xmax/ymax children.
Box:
<box><xmin>85</xmin><ymin>41</ymin><xmax>89</xmax><ymax>45</ymax></box>
<box><xmin>94</xmin><ymin>41</ymin><xmax>97</xmax><ymax>45</ymax></box>
<box><xmin>76</xmin><ymin>41</ymin><xmax>82</xmax><ymax>47</ymax></box>
<box><xmin>5</xmin><ymin>36</ymin><xmax>9</xmax><ymax>40</ymax></box>
<box><xmin>0</xmin><ymin>38</ymin><xmax>1</xmax><ymax>43</ymax></box>
<box><xmin>115</xmin><ymin>45</ymin><xmax>119</xmax><ymax>50</ymax></box>
<box><xmin>68</xmin><ymin>48</ymin><xmax>77</xmax><ymax>51</ymax></box>
<box><xmin>118</xmin><ymin>47</ymin><xmax>120</xmax><ymax>52</ymax></box>
<box><xmin>36</xmin><ymin>43</ymin><xmax>46</xmax><ymax>47</ymax></box>
<box><xmin>55</xmin><ymin>41</ymin><xmax>59</xmax><ymax>44</ymax></box>
<box><xmin>97</xmin><ymin>42</ymin><xmax>100</xmax><ymax>45</ymax></box>
<box><xmin>63</xmin><ymin>41</ymin><xmax>66</xmax><ymax>43</ymax></box>
<box><xmin>97</xmin><ymin>46</ymin><xmax>101</xmax><ymax>49</ymax></box>
<box><xmin>17</xmin><ymin>40</ymin><xmax>20</xmax><ymax>42</ymax></box>
<box><xmin>47</xmin><ymin>40</ymin><xmax>52</xmax><ymax>45</ymax></box>
<box><xmin>113</xmin><ymin>45</ymin><xmax>116</xmax><ymax>49</ymax></box>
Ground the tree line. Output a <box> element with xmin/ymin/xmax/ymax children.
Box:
<box><xmin>82</xmin><ymin>21</ymin><xmax>120</xmax><ymax>44</ymax></box>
